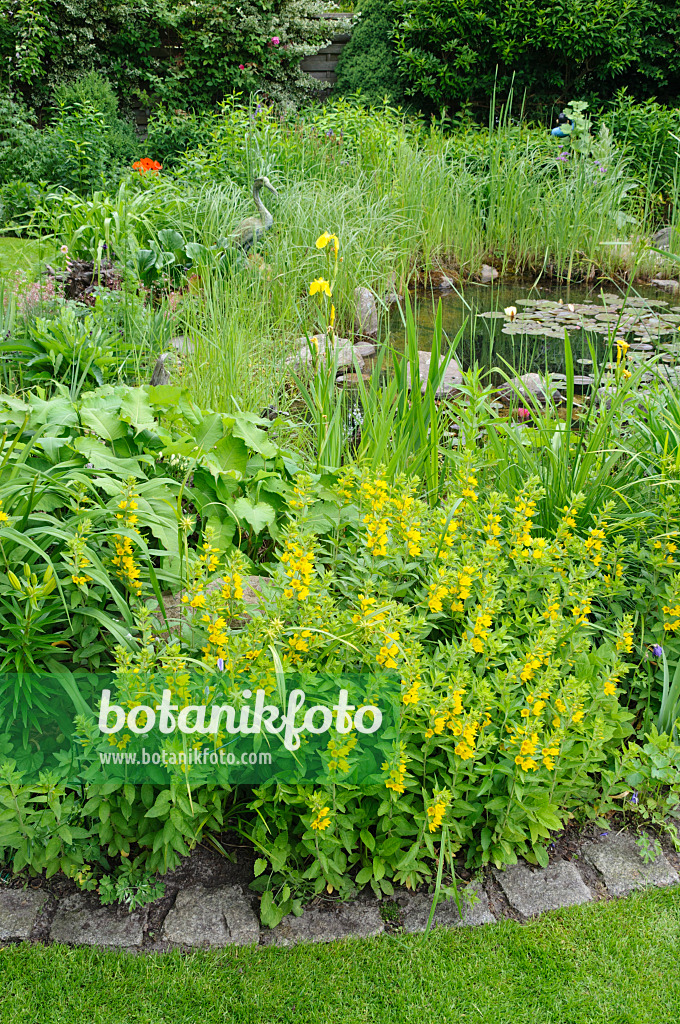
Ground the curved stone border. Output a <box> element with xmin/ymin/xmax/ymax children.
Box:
<box><xmin>0</xmin><ymin>827</ymin><xmax>678</xmax><ymax>951</ymax></box>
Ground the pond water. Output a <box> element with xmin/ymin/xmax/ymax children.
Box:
<box><xmin>389</xmin><ymin>280</ymin><xmax>680</xmax><ymax>385</ymax></box>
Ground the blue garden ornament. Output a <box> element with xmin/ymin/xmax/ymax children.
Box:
<box><xmin>551</xmin><ymin>111</ymin><xmax>572</xmax><ymax>138</ymax></box>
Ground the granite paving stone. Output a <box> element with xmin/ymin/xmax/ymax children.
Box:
<box><xmin>261</xmin><ymin>901</ymin><xmax>384</xmax><ymax>946</ymax></box>
<box><xmin>161</xmin><ymin>884</ymin><xmax>260</xmax><ymax>947</ymax></box>
<box><xmin>583</xmin><ymin>833</ymin><xmax>680</xmax><ymax>897</ymax></box>
<box><xmin>401</xmin><ymin>884</ymin><xmax>496</xmax><ymax>933</ymax></box>
<box><xmin>50</xmin><ymin>893</ymin><xmax>147</xmax><ymax>947</ymax></box>
<box><xmin>0</xmin><ymin>889</ymin><xmax>48</xmax><ymax>941</ymax></box>
<box><xmin>493</xmin><ymin>859</ymin><xmax>592</xmax><ymax>917</ymax></box>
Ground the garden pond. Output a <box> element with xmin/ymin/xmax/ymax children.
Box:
<box><xmin>392</xmin><ymin>280</ymin><xmax>680</xmax><ymax>384</ymax></box>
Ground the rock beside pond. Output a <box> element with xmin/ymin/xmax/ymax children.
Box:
<box><xmin>498</xmin><ymin>372</ymin><xmax>563</xmax><ymax>407</ymax></box>
<box><xmin>405</xmin><ymin>351</ymin><xmax>463</xmax><ymax>397</ymax></box>
<box><xmin>354</xmin><ymin>287</ymin><xmax>378</xmax><ymax>338</ymax></box>
<box><xmin>652</xmin><ymin>226</ymin><xmax>673</xmax><ymax>249</ymax></box>
<box><xmin>287</xmin><ymin>335</ymin><xmax>361</xmax><ymax>372</ymax></box>
<box><xmin>479</xmin><ymin>264</ymin><xmax>499</xmax><ymax>283</ymax></box>
<box><xmin>651</xmin><ymin>278</ymin><xmax>680</xmax><ymax>293</ymax></box>
<box><xmin>353</xmin><ymin>341</ymin><xmax>377</xmax><ymax>357</ymax></box>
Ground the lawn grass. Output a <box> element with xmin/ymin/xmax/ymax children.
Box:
<box><xmin>2</xmin><ymin>888</ymin><xmax>680</xmax><ymax>1024</ymax></box>
<box><xmin>0</xmin><ymin>236</ymin><xmax>55</xmax><ymax>283</ymax></box>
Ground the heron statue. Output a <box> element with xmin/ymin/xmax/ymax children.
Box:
<box><xmin>232</xmin><ymin>176</ymin><xmax>279</xmax><ymax>251</ymax></box>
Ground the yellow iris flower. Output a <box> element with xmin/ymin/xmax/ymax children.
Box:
<box><xmin>316</xmin><ymin>231</ymin><xmax>339</xmax><ymax>255</ymax></box>
<box><xmin>310</xmin><ymin>277</ymin><xmax>332</xmax><ymax>297</ymax></box>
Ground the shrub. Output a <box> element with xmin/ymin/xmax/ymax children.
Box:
<box><xmin>390</xmin><ymin>0</ymin><xmax>680</xmax><ymax>115</ymax></box>
<box><xmin>602</xmin><ymin>90</ymin><xmax>680</xmax><ymax>195</ymax></box>
<box><xmin>333</xmin><ymin>1</ymin><xmax>407</xmax><ymax>109</ymax></box>
<box><xmin>1</xmin><ymin>1</ymin><xmax>349</xmax><ymax>114</ymax></box>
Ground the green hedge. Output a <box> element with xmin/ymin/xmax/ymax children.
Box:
<box><xmin>337</xmin><ymin>0</ymin><xmax>680</xmax><ymax>116</ymax></box>
<box><xmin>1</xmin><ymin>0</ymin><xmax>342</xmax><ymax>113</ymax></box>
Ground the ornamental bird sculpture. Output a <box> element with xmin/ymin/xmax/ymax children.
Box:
<box><xmin>232</xmin><ymin>176</ymin><xmax>279</xmax><ymax>251</ymax></box>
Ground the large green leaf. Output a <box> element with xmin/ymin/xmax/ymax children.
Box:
<box><xmin>120</xmin><ymin>390</ymin><xmax>157</xmax><ymax>433</ymax></box>
<box><xmin>232</xmin><ymin>414</ymin><xmax>277</xmax><ymax>458</ymax></box>
<box><xmin>232</xmin><ymin>496</ymin><xmax>276</xmax><ymax>534</ymax></box>
<box><xmin>80</xmin><ymin>406</ymin><xmax>128</xmax><ymax>441</ymax></box>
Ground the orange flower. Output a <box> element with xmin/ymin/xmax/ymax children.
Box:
<box><xmin>132</xmin><ymin>158</ymin><xmax>162</xmax><ymax>174</ymax></box>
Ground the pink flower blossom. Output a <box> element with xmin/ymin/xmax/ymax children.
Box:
<box><xmin>517</xmin><ymin>407</ymin><xmax>532</xmax><ymax>421</ymax></box>
<box><xmin>239</xmin><ymin>64</ymin><xmax>245</xmax><ymax>69</ymax></box>
<box><xmin>271</xmin><ymin>36</ymin><xmax>280</xmax><ymax>45</ymax></box>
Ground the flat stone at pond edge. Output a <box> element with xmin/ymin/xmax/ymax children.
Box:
<box><xmin>0</xmin><ymin>889</ymin><xmax>48</xmax><ymax>941</ymax></box>
<box><xmin>493</xmin><ymin>860</ymin><xmax>592</xmax><ymax>917</ymax></box>
<box><xmin>353</xmin><ymin>341</ymin><xmax>376</xmax><ymax>357</ymax></box>
<box><xmin>405</xmin><ymin>351</ymin><xmax>463</xmax><ymax>397</ymax></box>
<box><xmin>353</xmin><ymin>287</ymin><xmax>378</xmax><ymax>337</ymax></box>
<box><xmin>401</xmin><ymin>884</ymin><xmax>495</xmax><ymax>933</ymax></box>
<box><xmin>583</xmin><ymin>833</ymin><xmax>679</xmax><ymax>897</ymax></box>
<box><xmin>262</xmin><ymin>902</ymin><xmax>384</xmax><ymax>946</ymax></box>
<box><xmin>480</xmin><ymin>264</ymin><xmax>499</xmax><ymax>283</ymax></box>
<box><xmin>286</xmin><ymin>334</ymin><xmax>361</xmax><ymax>373</ymax></box>
<box><xmin>50</xmin><ymin>893</ymin><xmax>147</xmax><ymax>947</ymax></box>
<box><xmin>161</xmin><ymin>884</ymin><xmax>260</xmax><ymax>947</ymax></box>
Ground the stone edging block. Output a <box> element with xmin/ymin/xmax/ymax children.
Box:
<box><xmin>161</xmin><ymin>884</ymin><xmax>260</xmax><ymax>947</ymax></box>
<box><xmin>493</xmin><ymin>859</ymin><xmax>592</xmax><ymax>918</ymax></box>
<box><xmin>261</xmin><ymin>901</ymin><xmax>384</xmax><ymax>947</ymax></box>
<box><xmin>583</xmin><ymin>833</ymin><xmax>680</xmax><ymax>897</ymax></box>
<box><xmin>401</xmin><ymin>883</ymin><xmax>496</xmax><ymax>933</ymax></box>
<box><xmin>0</xmin><ymin>889</ymin><xmax>48</xmax><ymax>941</ymax></box>
<box><xmin>49</xmin><ymin>893</ymin><xmax>147</xmax><ymax>948</ymax></box>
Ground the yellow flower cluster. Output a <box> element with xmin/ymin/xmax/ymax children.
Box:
<box><xmin>663</xmin><ymin>603</ymin><xmax>680</xmax><ymax>633</ymax></box>
<box><xmin>326</xmin><ymin>732</ymin><xmax>358</xmax><ymax>773</ymax></box>
<box><xmin>111</xmin><ymin>479</ymin><xmax>142</xmax><ymax>595</ymax></box>
<box><xmin>585</xmin><ymin>526</ymin><xmax>606</xmax><ymax>568</ymax></box>
<box><xmin>427</xmin><ymin>794</ymin><xmax>449</xmax><ymax>833</ymax></box>
<box><xmin>470</xmin><ymin>607</ymin><xmax>493</xmax><ymax>654</ymax></box>
<box><xmin>402</xmin><ymin>674</ymin><xmax>422</xmax><ymax>705</ymax></box>
<box><xmin>364</xmin><ymin>512</ymin><xmax>388</xmax><ymax>557</ymax></box>
<box><xmin>484</xmin><ymin>512</ymin><xmax>502</xmax><ymax>551</ymax></box>
<box><xmin>377</xmin><ymin>629</ymin><xmax>400</xmax><ymax>670</ymax></box>
<box><xmin>382</xmin><ymin>744</ymin><xmax>409</xmax><ymax>794</ymax></box>
<box><xmin>0</xmin><ymin>500</ymin><xmax>10</xmax><ymax>526</ymax></box>
<box><xmin>112</xmin><ymin>534</ymin><xmax>142</xmax><ymax>595</ymax></box>
<box><xmin>221</xmin><ymin>570</ymin><xmax>244</xmax><ymax>601</ymax></box>
<box><xmin>615</xmin><ymin>615</ymin><xmax>634</xmax><ymax>654</ymax></box>
<box><xmin>310</xmin><ymin>806</ymin><xmax>332</xmax><ymax>830</ymax></box>
<box><xmin>510</xmin><ymin>494</ymin><xmax>538</xmax><ymax>555</ymax></box>
<box><xmin>65</xmin><ymin>520</ymin><xmax>93</xmax><ymax>587</ymax></box>
<box><xmin>460</xmin><ymin>472</ymin><xmax>478</xmax><ymax>503</ymax></box>
<box><xmin>280</xmin><ymin>533</ymin><xmax>315</xmax><ymax>601</ymax></box>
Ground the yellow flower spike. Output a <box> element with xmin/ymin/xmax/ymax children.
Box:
<box><xmin>330</xmin><ymin>303</ymin><xmax>336</xmax><ymax>326</ymax></box>
<box><xmin>309</xmin><ymin>277</ymin><xmax>332</xmax><ymax>297</ymax></box>
<box><xmin>316</xmin><ymin>231</ymin><xmax>339</xmax><ymax>255</ymax></box>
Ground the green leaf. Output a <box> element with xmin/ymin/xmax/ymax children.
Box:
<box><xmin>79</xmin><ymin>406</ymin><xmax>127</xmax><ymax>442</ymax></box>
<box><xmin>360</xmin><ymin>828</ymin><xmax>375</xmax><ymax>852</ymax></box>
<box><xmin>232</xmin><ymin>497</ymin><xmax>276</xmax><ymax>534</ymax></box>
<box><xmin>232</xmin><ymin>415</ymin><xmax>277</xmax><ymax>458</ymax></box>
<box><xmin>253</xmin><ymin>857</ymin><xmax>268</xmax><ymax>877</ymax></box>
<box><xmin>120</xmin><ymin>390</ymin><xmax>157</xmax><ymax>433</ymax></box>
<box><xmin>355</xmin><ymin>866</ymin><xmax>373</xmax><ymax>885</ymax></box>
<box><xmin>259</xmin><ymin>890</ymin><xmax>285</xmax><ymax>929</ymax></box>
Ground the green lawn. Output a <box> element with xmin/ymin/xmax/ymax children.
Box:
<box><xmin>2</xmin><ymin>888</ymin><xmax>680</xmax><ymax>1024</ymax></box>
<box><xmin>0</xmin><ymin>236</ymin><xmax>56</xmax><ymax>283</ymax></box>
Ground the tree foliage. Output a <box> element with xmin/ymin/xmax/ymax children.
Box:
<box><xmin>0</xmin><ymin>0</ymin><xmax>342</xmax><ymax>112</ymax></box>
<box><xmin>389</xmin><ymin>0</ymin><xmax>680</xmax><ymax>113</ymax></box>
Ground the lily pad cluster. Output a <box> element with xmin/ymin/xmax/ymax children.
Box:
<box><xmin>481</xmin><ymin>294</ymin><xmax>680</xmax><ymax>346</ymax></box>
